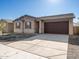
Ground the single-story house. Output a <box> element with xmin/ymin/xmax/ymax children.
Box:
<box><xmin>13</xmin><ymin>13</ymin><xmax>75</xmax><ymax>35</ymax></box>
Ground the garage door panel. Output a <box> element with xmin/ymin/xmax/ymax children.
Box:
<box><xmin>44</xmin><ymin>21</ymin><xmax>69</xmax><ymax>34</ymax></box>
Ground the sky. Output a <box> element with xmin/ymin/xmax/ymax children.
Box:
<box><xmin>0</xmin><ymin>0</ymin><xmax>79</xmax><ymax>22</ymax></box>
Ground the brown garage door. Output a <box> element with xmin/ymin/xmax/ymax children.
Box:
<box><xmin>44</xmin><ymin>21</ymin><xmax>69</xmax><ymax>34</ymax></box>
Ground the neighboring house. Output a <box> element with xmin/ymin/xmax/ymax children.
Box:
<box><xmin>13</xmin><ymin>13</ymin><xmax>75</xmax><ymax>35</ymax></box>
<box><xmin>0</xmin><ymin>20</ymin><xmax>14</xmax><ymax>33</ymax></box>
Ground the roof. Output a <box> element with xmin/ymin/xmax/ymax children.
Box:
<box><xmin>14</xmin><ymin>13</ymin><xmax>75</xmax><ymax>21</ymax></box>
<box><xmin>37</xmin><ymin>13</ymin><xmax>75</xmax><ymax>20</ymax></box>
<box><xmin>6</xmin><ymin>20</ymin><xmax>13</xmax><ymax>23</ymax></box>
<box><xmin>0</xmin><ymin>19</ymin><xmax>13</xmax><ymax>23</ymax></box>
<box><xmin>14</xmin><ymin>15</ymin><xmax>36</xmax><ymax>21</ymax></box>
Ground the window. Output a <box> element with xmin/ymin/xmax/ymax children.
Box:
<box><xmin>25</xmin><ymin>21</ymin><xmax>31</xmax><ymax>29</ymax></box>
<box><xmin>16</xmin><ymin>22</ymin><xmax>20</xmax><ymax>28</ymax></box>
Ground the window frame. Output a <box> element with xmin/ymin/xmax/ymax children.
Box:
<box><xmin>25</xmin><ymin>21</ymin><xmax>31</xmax><ymax>29</ymax></box>
<box><xmin>16</xmin><ymin>22</ymin><xmax>21</xmax><ymax>29</ymax></box>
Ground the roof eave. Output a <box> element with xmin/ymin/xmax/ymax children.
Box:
<box><xmin>37</xmin><ymin>13</ymin><xmax>75</xmax><ymax>20</ymax></box>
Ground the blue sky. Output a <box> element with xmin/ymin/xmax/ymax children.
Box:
<box><xmin>0</xmin><ymin>0</ymin><xmax>79</xmax><ymax>22</ymax></box>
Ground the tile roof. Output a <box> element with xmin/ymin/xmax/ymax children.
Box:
<box><xmin>14</xmin><ymin>15</ymin><xmax>36</xmax><ymax>21</ymax></box>
<box><xmin>14</xmin><ymin>13</ymin><xmax>75</xmax><ymax>21</ymax></box>
<box><xmin>37</xmin><ymin>13</ymin><xmax>75</xmax><ymax>20</ymax></box>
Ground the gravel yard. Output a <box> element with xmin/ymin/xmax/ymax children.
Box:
<box><xmin>67</xmin><ymin>35</ymin><xmax>79</xmax><ymax>59</ymax></box>
<box><xmin>0</xmin><ymin>33</ymin><xmax>36</xmax><ymax>45</ymax></box>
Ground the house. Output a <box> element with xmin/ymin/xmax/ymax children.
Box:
<box><xmin>13</xmin><ymin>13</ymin><xmax>75</xmax><ymax>35</ymax></box>
<box><xmin>0</xmin><ymin>19</ymin><xmax>14</xmax><ymax>33</ymax></box>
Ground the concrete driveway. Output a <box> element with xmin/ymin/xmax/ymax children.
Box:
<box><xmin>6</xmin><ymin>34</ymin><xmax>69</xmax><ymax>59</ymax></box>
<box><xmin>0</xmin><ymin>44</ymin><xmax>47</xmax><ymax>59</ymax></box>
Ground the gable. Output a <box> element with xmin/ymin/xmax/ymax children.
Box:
<box><xmin>14</xmin><ymin>15</ymin><xmax>36</xmax><ymax>22</ymax></box>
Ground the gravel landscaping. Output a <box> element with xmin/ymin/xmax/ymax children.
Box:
<box><xmin>0</xmin><ymin>33</ymin><xmax>36</xmax><ymax>44</ymax></box>
<box><xmin>67</xmin><ymin>35</ymin><xmax>79</xmax><ymax>59</ymax></box>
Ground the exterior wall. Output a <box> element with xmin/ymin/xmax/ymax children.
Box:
<box><xmin>39</xmin><ymin>21</ymin><xmax>44</xmax><ymax>33</ymax></box>
<box><xmin>69</xmin><ymin>18</ymin><xmax>73</xmax><ymax>35</ymax></box>
<box><xmin>14</xmin><ymin>20</ymin><xmax>36</xmax><ymax>34</ymax></box>
<box><xmin>3</xmin><ymin>23</ymin><xmax>8</xmax><ymax>32</ymax></box>
<box><xmin>14</xmin><ymin>18</ymin><xmax>73</xmax><ymax>35</ymax></box>
<box><xmin>34</xmin><ymin>21</ymin><xmax>39</xmax><ymax>33</ymax></box>
<box><xmin>7</xmin><ymin>23</ymin><xmax>14</xmax><ymax>32</ymax></box>
<box><xmin>44</xmin><ymin>18</ymin><xmax>69</xmax><ymax>22</ymax></box>
<box><xmin>24</xmin><ymin>20</ymin><xmax>36</xmax><ymax>34</ymax></box>
<box><xmin>3</xmin><ymin>22</ymin><xmax>14</xmax><ymax>33</ymax></box>
<box><xmin>73</xmin><ymin>26</ymin><xmax>79</xmax><ymax>35</ymax></box>
<box><xmin>73</xmin><ymin>26</ymin><xmax>77</xmax><ymax>34</ymax></box>
<box><xmin>39</xmin><ymin>18</ymin><xmax>73</xmax><ymax>35</ymax></box>
<box><xmin>39</xmin><ymin>18</ymin><xmax>69</xmax><ymax>34</ymax></box>
<box><xmin>14</xmin><ymin>21</ymin><xmax>23</xmax><ymax>33</ymax></box>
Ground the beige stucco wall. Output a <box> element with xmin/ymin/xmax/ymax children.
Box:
<box><xmin>7</xmin><ymin>23</ymin><xmax>14</xmax><ymax>32</ymax></box>
<box><xmin>39</xmin><ymin>21</ymin><xmax>44</xmax><ymax>33</ymax></box>
<box><xmin>3</xmin><ymin>22</ymin><xmax>14</xmax><ymax>33</ymax></box>
<box><xmin>13</xmin><ymin>13</ymin><xmax>74</xmax><ymax>34</ymax></box>
<box><xmin>14</xmin><ymin>18</ymin><xmax>73</xmax><ymax>35</ymax></box>
<box><xmin>69</xmin><ymin>18</ymin><xmax>73</xmax><ymax>35</ymax></box>
<box><xmin>14</xmin><ymin>21</ymin><xmax>23</xmax><ymax>33</ymax></box>
<box><xmin>45</xmin><ymin>18</ymin><xmax>69</xmax><ymax>22</ymax></box>
<box><xmin>14</xmin><ymin>20</ymin><xmax>36</xmax><ymax>34</ymax></box>
<box><xmin>3</xmin><ymin>23</ymin><xmax>8</xmax><ymax>32</ymax></box>
<box><xmin>24</xmin><ymin>20</ymin><xmax>36</xmax><ymax>34</ymax></box>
